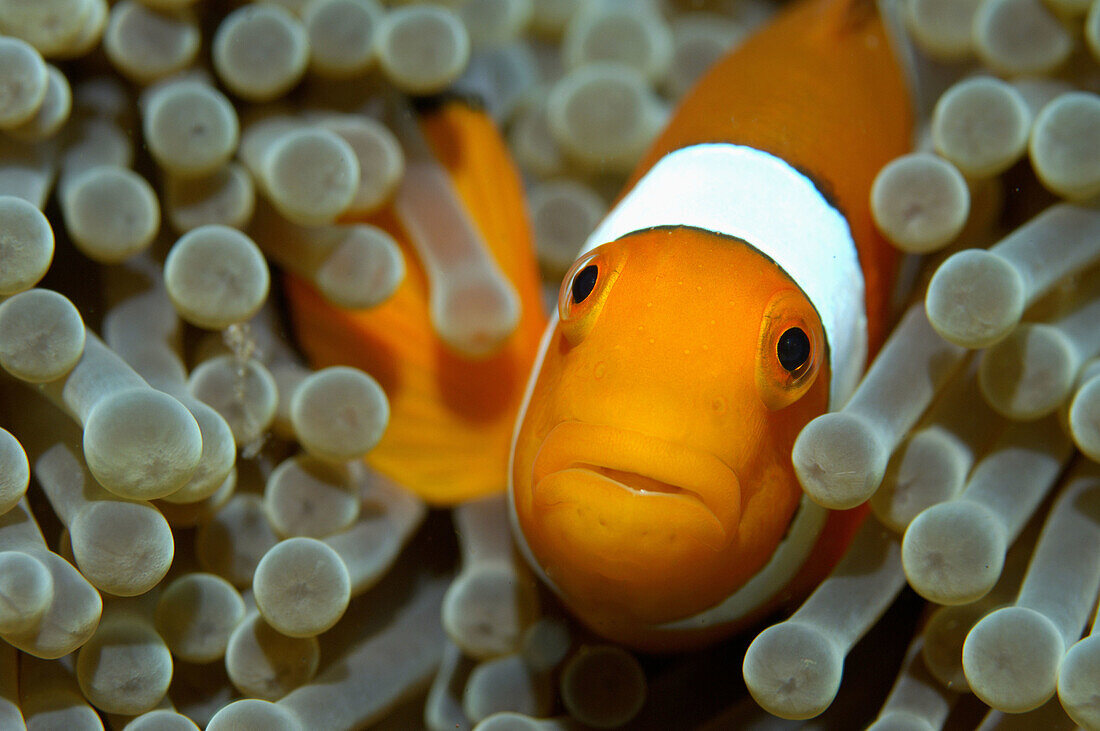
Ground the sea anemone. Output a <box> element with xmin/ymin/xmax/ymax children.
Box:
<box><xmin>0</xmin><ymin>0</ymin><xmax>1099</xmax><ymax>728</ymax></box>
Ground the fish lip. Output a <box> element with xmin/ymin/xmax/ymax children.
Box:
<box><xmin>531</xmin><ymin>420</ymin><xmax>741</xmax><ymax>541</ymax></box>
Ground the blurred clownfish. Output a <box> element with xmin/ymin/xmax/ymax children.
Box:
<box><xmin>510</xmin><ymin>0</ymin><xmax>913</xmax><ymax>651</ymax></box>
<box><xmin>285</xmin><ymin>99</ymin><xmax>550</xmax><ymax>506</ymax></box>
<box><xmin>286</xmin><ymin>0</ymin><xmax>913</xmax><ymax>651</ymax></box>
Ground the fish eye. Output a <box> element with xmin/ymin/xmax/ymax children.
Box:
<box><xmin>777</xmin><ymin>327</ymin><xmax>810</xmax><ymax>372</ymax></box>
<box><xmin>756</xmin><ymin>289</ymin><xmax>823</xmax><ymax>411</ymax></box>
<box><xmin>558</xmin><ymin>247</ymin><xmax>622</xmax><ymax>345</ymax></box>
<box><xmin>571</xmin><ymin>264</ymin><xmax>598</xmax><ymax>304</ymax></box>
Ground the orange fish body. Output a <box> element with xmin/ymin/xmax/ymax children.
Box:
<box><xmin>510</xmin><ymin>0</ymin><xmax>913</xmax><ymax>650</ymax></box>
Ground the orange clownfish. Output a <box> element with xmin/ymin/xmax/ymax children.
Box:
<box><xmin>510</xmin><ymin>0</ymin><xmax>913</xmax><ymax>650</ymax></box>
<box><xmin>286</xmin><ymin>0</ymin><xmax>913</xmax><ymax>652</ymax></box>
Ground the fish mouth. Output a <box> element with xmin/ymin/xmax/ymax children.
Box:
<box><xmin>530</xmin><ymin>421</ymin><xmax>741</xmax><ymax>548</ymax></box>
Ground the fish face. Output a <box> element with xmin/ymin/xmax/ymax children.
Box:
<box><xmin>511</xmin><ymin>226</ymin><xmax>831</xmax><ymax>627</ymax></box>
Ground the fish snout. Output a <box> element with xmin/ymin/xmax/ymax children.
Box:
<box><xmin>529</xmin><ymin>421</ymin><xmax>741</xmax><ymax>550</ymax></box>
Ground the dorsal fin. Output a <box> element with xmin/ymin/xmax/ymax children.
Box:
<box><xmin>819</xmin><ymin>0</ymin><xmax>957</xmax><ymax>143</ymax></box>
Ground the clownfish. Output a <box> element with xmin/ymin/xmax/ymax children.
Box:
<box><xmin>510</xmin><ymin>0</ymin><xmax>913</xmax><ymax>650</ymax></box>
<box><xmin>286</xmin><ymin>0</ymin><xmax>913</xmax><ymax>651</ymax></box>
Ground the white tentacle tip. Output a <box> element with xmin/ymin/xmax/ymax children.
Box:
<box><xmin>743</xmin><ymin>621</ymin><xmax>843</xmax><ymax>720</ymax></box>
<box><xmin>793</xmin><ymin>412</ymin><xmax>888</xmax><ymax>510</ymax></box>
<box><xmin>926</xmin><ymin>249</ymin><xmax>1027</xmax><ymax>349</ymax></box>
